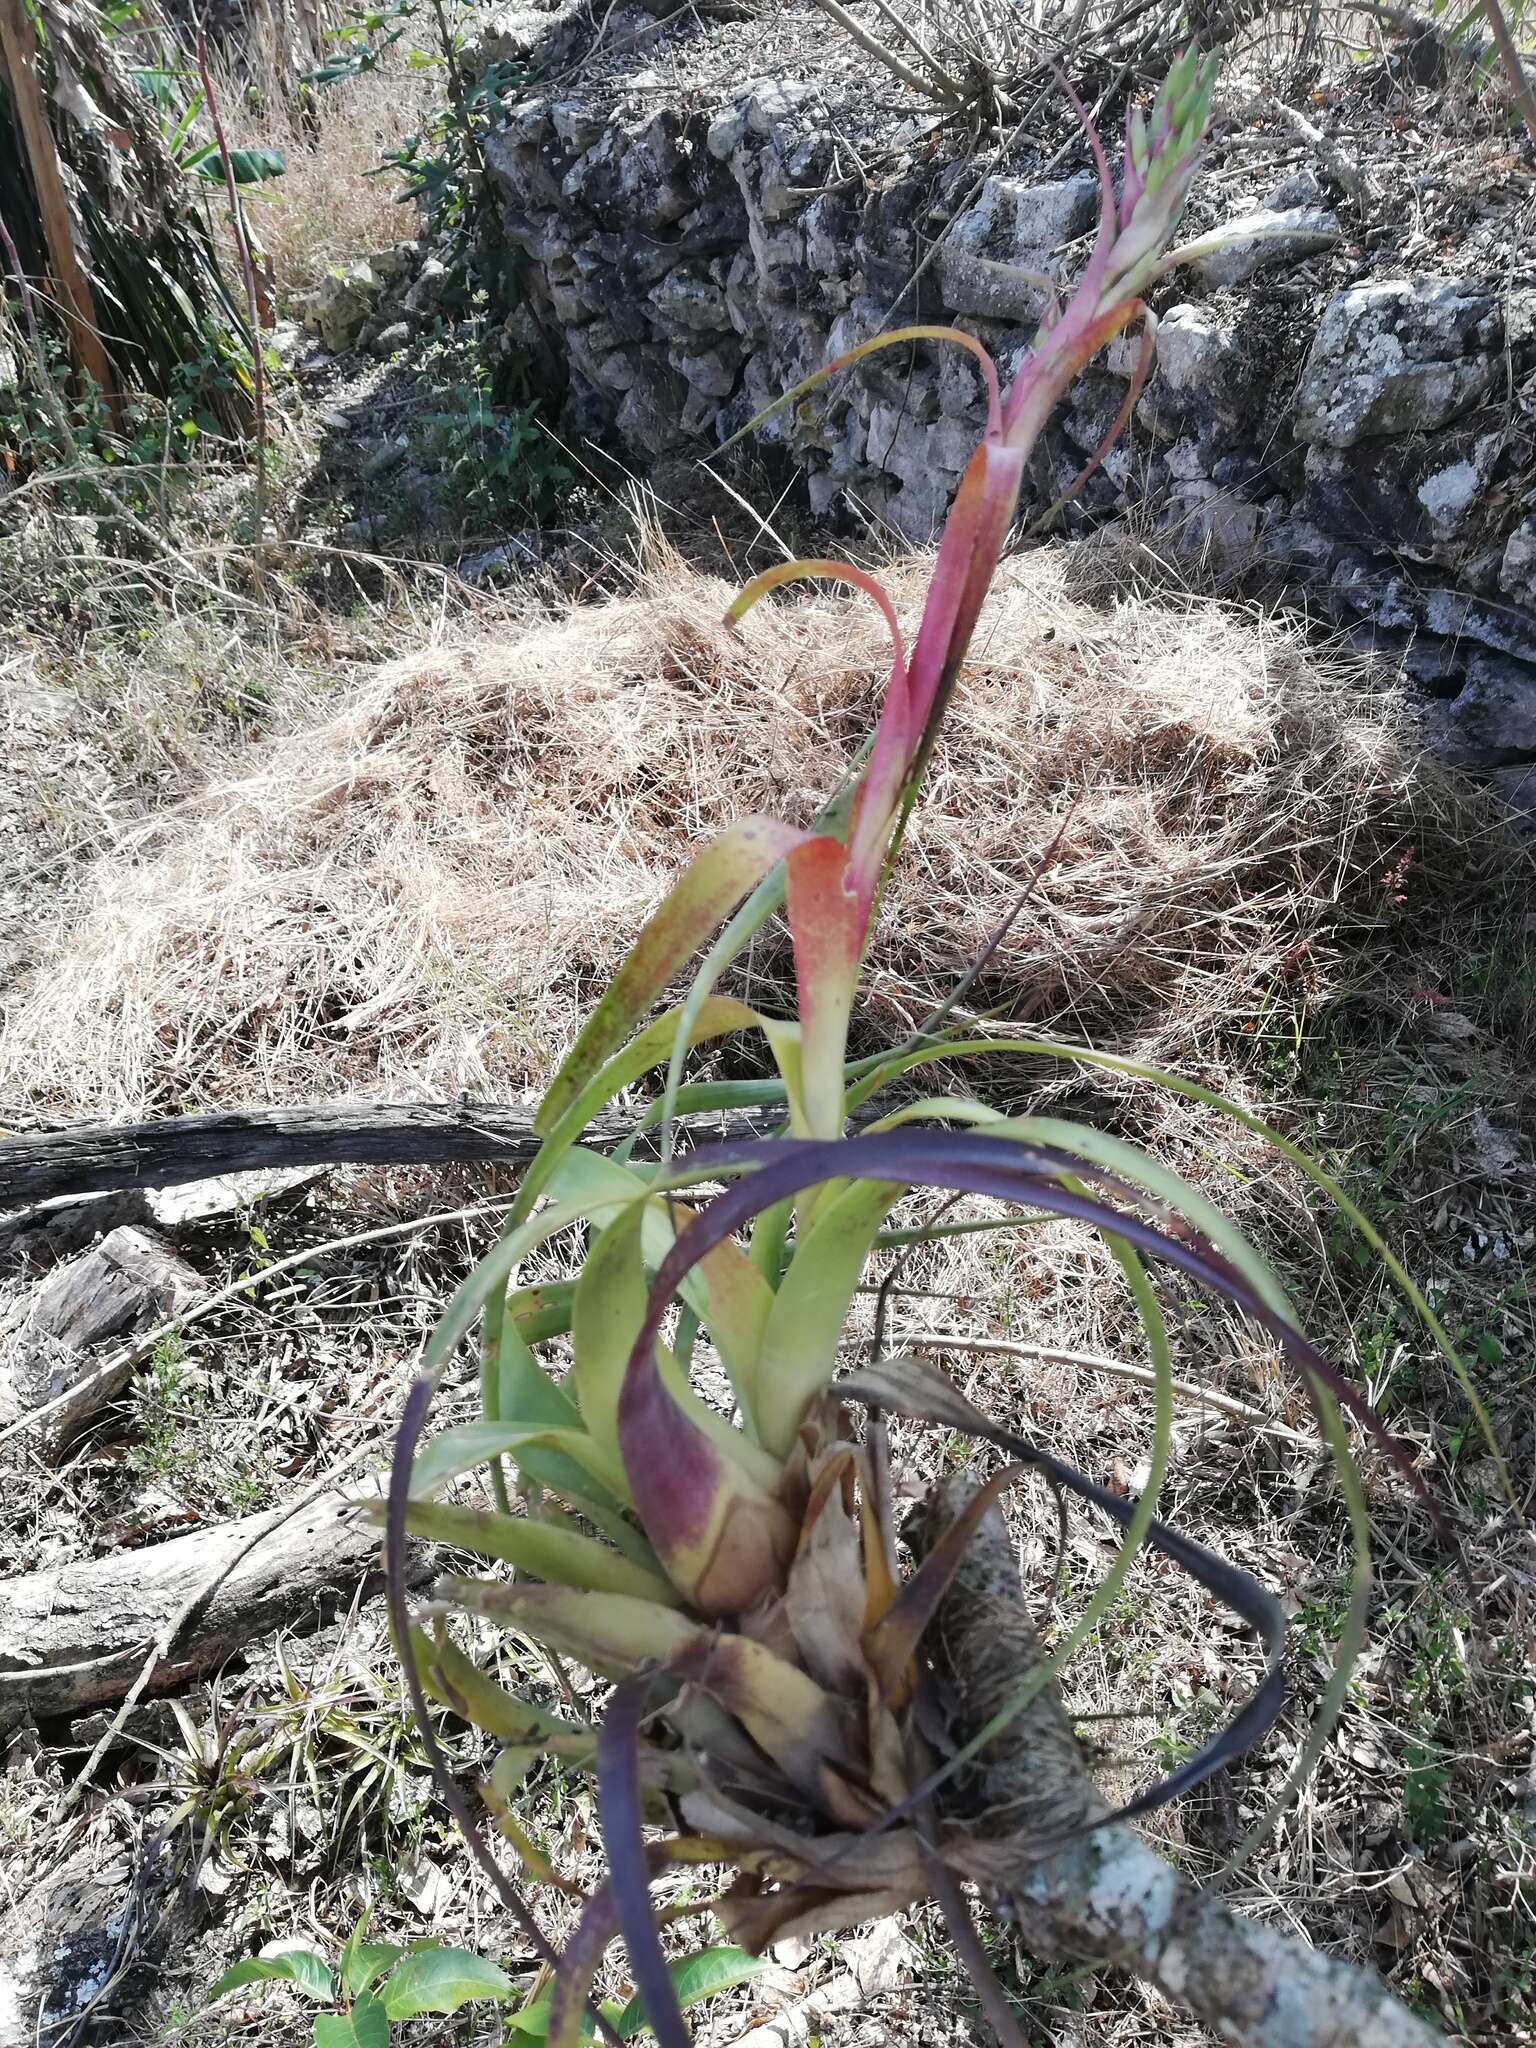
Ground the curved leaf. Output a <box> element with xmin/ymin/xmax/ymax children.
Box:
<box><xmin>633</xmin><ymin>1129</ymin><xmax>1441</xmax><ymax>1526</ymax></box>
<box><xmin>785</xmin><ymin>833</ymin><xmax>865</xmax><ymax>1139</ymax></box>
<box><xmin>510</xmin><ymin>996</ymin><xmax>765</xmax><ymax>1231</ymax></box>
<box><xmin>208</xmin><ymin>1949</ymin><xmax>333</xmax><ymax>2004</ymax></box>
<box><xmin>598</xmin><ymin>1679</ymin><xmax>691</xmax><ymax>2048</ymax></box>
<box><xmin>847</xmin><ymin>1032</ymin><xmax>1508</xmax><ymax>1501</ymax></box>
<box><xmin>573</xmin><ymin>1200</ymin><xmax>781</xmax><ymax>1494</ymax></box>
<box><xmin>408</xmin><ymin>1420</ymin><xmax>629</xmax><ymax>1507</ymax></box>
<box><xmin>537</xmin><ymin>820</ymin><xmax>807</xmax><ymax>1136</ymax></box>
<box><xmin>378</xmin><ymin>1946</ymin><xmax>515</xmax><ymax>2020</ymax></box>
<box><xmin>398</xmin><ymin>1500</ymin><xmax>678</xmax><ymax>1604</ymax></box>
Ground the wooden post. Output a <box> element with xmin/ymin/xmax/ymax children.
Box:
<box><xmin>0</xmin><ymin>0</ymin><xmax>117</xmax><ymax>417</ymax></box>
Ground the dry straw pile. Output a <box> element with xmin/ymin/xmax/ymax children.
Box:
<box><xmin>0</xmin><ymin>542</ymin><xmax>1496</xmax><ymax>1123</ymax></box>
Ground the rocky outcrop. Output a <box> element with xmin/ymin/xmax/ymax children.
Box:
<box><xmin>471</xmin><ymin>21</ymin><xmax>1536</xmax><ymax>786</ymax></box>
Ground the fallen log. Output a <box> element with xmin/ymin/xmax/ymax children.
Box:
<box><xmin>1</xmin><ymin>1099</ymin><xmax>571</xmax><ymax>1209</ymax></box>
<box><xmin>924</xmin><ymin>1476</ymin><xmax>1439</xmax><ymax>2048</ymax></box>
<box><xmin>0</xmin><ymin>1489</ymin><xmax>397</xmax><ymax>1727</ymax></box>
<box><xmin>0</xmin><ymin>1098</ymin><xmax>780</xmax><ymax>1210</ymax></box>
<box><xmin>0</xmin><ymin>1226</ymin><xmax>202</xmax><ymax>1457</ymax></box>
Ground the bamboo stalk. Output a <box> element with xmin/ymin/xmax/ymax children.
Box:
<box><xmin>0</xmin><ymin>0</ymin><xmax>117</xmax><ymax>423</ymax></box>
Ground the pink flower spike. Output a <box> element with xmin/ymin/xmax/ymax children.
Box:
<box><xmin>1120</xmin><ymin>103</ymin><xmax>1148</xmax><ymax>228</ymax></box>
<box><xmin>1002</xmin><ymin>72</ymin><xmax>1116</xmax><ymax>439</ymax></box>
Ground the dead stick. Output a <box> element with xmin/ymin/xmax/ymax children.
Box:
<box><xmin>56</xmin><ymin>1437</ymin><xmax>392</xmax><ymax>1815</ymax></box>
<box><xmin>921</xmin><ymin>1476</ymin><xmax>1441</xmax><ymax>2048</ymax></box>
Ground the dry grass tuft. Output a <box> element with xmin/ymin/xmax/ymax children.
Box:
<box><xmin>2</xmin><ymin>538</ymin><xmax>1515</xmax><ymax>1125</ymax></box>
<box><xmin>211</xmin><ymin>48</ymin><xmax>430</xmax><ymax>300</ymax></box>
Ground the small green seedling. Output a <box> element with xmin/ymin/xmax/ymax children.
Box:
<box><xmin>206</xmin><ymin>1918</ymin><xmax>516</xmax><ymax>2046</ymax></box>
<box><xmin>206</xmin><ymin>1919</ymin><xmax>767</xmax><ymax>2045</ymax></box>
<box><xmin>507</xmin><ymin>1946</ymin><xmax>770</xmax><ymax>2041</ymax></box>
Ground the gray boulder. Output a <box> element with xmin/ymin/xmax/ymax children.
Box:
<box><xmin>1501</xmin><ymin>520</ymin><xmax>1536</xmax><ymax>609</ymax></box>
<box><xmin>404</xmin><ymin>256</ymin><xmax>451</xmax><ymax>319</ymax></box>
<box><xmin>940</xmin><ymin>172</ymin><xmax>1099</xmax><ymax>323</ymax></box>
<box><xmin>299</xmin><ymin>260</ymin><xmax>380</xmax><ymax>352</ymax></box>
<box><xmin>1295</xmin><ymin>280</ymin><xmax>1534</xmax><ymax>447</ymax></box>
<box><xmin>1435</xmin><ymin>650</ymin><xmax>1536</xmax><ymax>766</ymax></box>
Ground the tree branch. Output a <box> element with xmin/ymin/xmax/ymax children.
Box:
<box><xmin>0</xmin><ymin>1098</ymin><xmax>785</xmax><ymax>1211</ymax></box>
<box><xmin>922</xmin><ymin>1477</ymin><xmax>1441</xmax><ymax>2048</ymax></box>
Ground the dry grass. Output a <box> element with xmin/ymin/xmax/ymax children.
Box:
<box><xmin>209</xmin><ymin>45</ymin><xmax>431</xmax><ymax>302</ymax></box>
<box><xmin>0</xmin><ymin>535</ymin><xmax>1514</xmax><ymax>1127</ymax></box>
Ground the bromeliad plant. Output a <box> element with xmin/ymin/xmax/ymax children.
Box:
<box><xmin>385</xmin><ymin>54</ymin><xmax>1503</xmax><ymax>2047</ymax></box>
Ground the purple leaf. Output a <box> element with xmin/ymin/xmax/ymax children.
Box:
<box><xmin>598</xmin><ymin>1677</ymin><xmax>692</xmax><ymax>2048</ymax></box>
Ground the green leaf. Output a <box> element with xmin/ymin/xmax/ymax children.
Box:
<box><xmin>190</xmin><ymin>145</ymin><xmax>287</xmax><ymax>184</ymax></box>
<box><xmin>536</xmin><ymin>819</ymin><xmax>805</xmax><ymax>1136</ymax></box>
<box><xmin>613</xmin><ymin>1947</ymin><xmax>771</xmax><ymax>2038</ymax></box>
<box><xmin>508</xmin><ymin>994</ymin><xmax>766</xmax><ymax>1230</ymax></box>
<box><xmin>482</xmin><ymin>1304</ymin><xmax>628</xmax><ymax>1523</ymax></box>
<box><xmin>396</xmin><ymin>1500</ymin><xmax>677</xmax><ymax>1604</ymax></box>
<box><xmin>339</xmin><ymin>1926</ymin><xmax>403</xmax><ymax>2000</ymax></box>
<box><xmin>408</xmin><ymin>1420</ymin><xmax>627</xmax><ymax>1505</ymax></box>
<box><xmin>314</xmin><ymin>1995</ymin><xmax>388</xmax><ymax>2048</ymax></box>
<box><xmin>752</xmin><ymin>1177</ymin><xmax>901</xmax><ymax>1457</ymax></box>
<box><xmin>506</xmin><ymin>1989</ymin><xmax>610</xmax><ymax>2038</ymax></box>
<box><xmin>230</xmin><ymin>146</ymin><xmax>288</xmax><ymax>183</ymax></box>
<box><xmin>377</xmin><ymin>1946</ymin><xmax>515</xmax><ymax>2019</ymax></box>
<box><xmin>209</xmin><ymin>1948</ymin><xmax>334</xmax><ymax>2004</ymax></box>
<box><xmin>845</xmin><ymin>1031</ymin><xmax>1512</xmax><ymax>1505</ymax></box>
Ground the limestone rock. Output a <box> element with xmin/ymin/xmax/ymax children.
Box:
<box><xmin>1435</xmin><ymin>651</ymin><xmax>1536</xmax><ymax>766</ymax></box>
<box><xmin>1294</xmin><ymin>280</ymin><xmax>1534</xmax><ymax>446</ymax></box>
<box><xmin>371</xmin><ymin>320</ymin><xmax>412</xmax><ymax>356</ymax></box>
<box><xmin>648</xmin><ymin>263</ymin><xmax>731</xmax><ymax>334</ymax></box>
<box><xmin>1154</xmin><ymin>301</ymin><xmax>1238</xmax><ymax>398</ymax></box>
<box><xmin>940</xmin><ymin>172</ymin><xmax>1098</xmax><ymax>322</ymax></box>
<box><xmin>299</xmin><ymin>260</ymin><xmax>379</xmax><ymax>351</ymax></box>
<box><xmin>1501</xmin><ymin>520</ymin><xmax>1536</xmax><ymax>609</ymax></box>
<box><xmin>1191</xmin><ymin>203</ymin><xmax>1340</xmax><ymax>289</ymax></box>
<box><xmin>1303</xmin><ymin>424</ymin><xmax>1507</xmax><ymax>562</ymax></box>
<box><xmin>367</xmin><ymin>239</ymin><xmax>417</xmax><ymax>284</ymax></box>
<box><xmin>404</xmin><ymin>255</ymin><xmax>451</xmax><ymax>318</ymax></box>
<box><xmin>473</xmin><ymin>75</ymin><xmax>1536</xmax><ymax>733</ymax></box>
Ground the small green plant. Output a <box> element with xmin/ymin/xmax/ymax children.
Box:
<box><xmin>1402</xmin><ymin>1739</ymin><xmax>1452</xmax><ymax>1845</ymax></box>
<box><xmin>206</xmin><ymin>1916</ymin><xmax>765</xmax><ymax>2044</ymax></box>
<box><xmin>508</xmin><ymin>1947</ymin><xmax>770</xmax><ymax>2041</ymax></box>
<box><xmin>417</xmin><ymin>360</ymin><xmax>571</xmax><ymax>530</ymax></box>
<box><xmin>130</xmin><ymin>1335</ymin><xmax>270</xmax><ymax>1513</ymax></box>
<box><xmin>207</xmin><ymin>1919</ymin><xmax>516</xmax><ymax>2045</ymax></box>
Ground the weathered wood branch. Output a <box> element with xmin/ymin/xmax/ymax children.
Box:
<box><xmin>0</xmin><ymin>1490</ymin><xmax>398</xmax><ymax>1726</ymax></box>
<box><xmin>0</xmin><ymin>1226</ymin><xmax>202</xmax><ymax>1455</ymax></box>
<box><xmin>0</xmin><ymin>1099</ymin><xmax>781</xmax><ymax>1211</ymax></box>
<box><xmin>925</xmin><ymin>1477</ymin><xmax>1440</xmax><ymax>2048</ymax></box>
<box><xmin>2</xmin><ymin>1100</ymin><xmax>587</xmax><ymax>1209</ymax></box>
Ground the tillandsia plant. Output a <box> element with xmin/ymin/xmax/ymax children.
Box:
<box><xmin>384</xmin><ymin>53</ymin><xmax>1507</xmax><ymax>2047</ymax></box>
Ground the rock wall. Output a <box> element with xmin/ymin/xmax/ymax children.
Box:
<box><xmin>475</xmin><ymin>24</ymin><xmax>1536</xmax><ymax>794</ymax></box>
